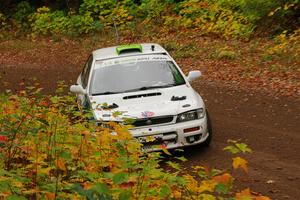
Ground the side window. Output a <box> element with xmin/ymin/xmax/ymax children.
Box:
<box><xmin>81</xmin><ymin>55</ymin><xmax>93</xmax><ymax>88</ymax></box>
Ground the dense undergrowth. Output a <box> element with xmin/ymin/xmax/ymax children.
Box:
<box><xmin>1</xmin><ymin>1</ymin><xmax>299</xmax><ymax>71</ymax></box>
<box><xmin>0</xmin><ymin>0</ymin><xmax>299</xmax><ymax>39</ymax></box>
<box><xmin>0</xmin><ymin>83</ymin><xmax>270</xmax><ymax>199</ymax></box>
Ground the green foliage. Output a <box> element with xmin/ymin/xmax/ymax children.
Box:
<box><xmin>224</xmin><ymin>140</ymin><xmax>252</xmax><ymax>154</ymax></box>
<box><xmin>0</xmin><ymin>85</ymin><xmax>270</xmax><ymax>199</ymax></box>
<box><xmin>3</xmin><ymin>0</ymin><xmax>299</xmax><ymax>38</ymax></box>
<box><xmin>137</xmin><ymin>0</ymin><xmax>167</xmax><ymax>21</ymax></box>
<box><xmin>167</xmin><ymin>0</ymin><xmax>255</xmax><ymax>38</ymax></box>
<box><xmin>13</xmin><ymin>1</ymin><xmax>34</xmax><ymax>30</ymax></box>
<box><xmin>79</xmin><ymin>0</ymin><xmax>135</xmax><ymax>28</ymax></box>
<box><xmin>217</xmin><ymin>0</ymin><xmax>280</xmax><ymax>22</ymax></box>
<box><xmin>29</xmin><ymin>7</ymin><xmax>103</xmax><ymax>36</ymax></box>
<box><xmin>266</xmin><ymin>28</ymin><xmax>300</xmax><ymax>63</ymax></box>
<box><xmin>0</xmin><ymin>12</ymin><xmax>9</xmax><ymax>31</ymax></box>
<box><xmin>79</xmin><ymin>0</ymin><xmax>117</xmax><ymax>17</ymax></box>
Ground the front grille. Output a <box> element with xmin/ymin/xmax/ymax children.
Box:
<box><xmin>132</xmin><ymin>116</ymin><xmax>174</xmax><ymax>127</ymax></box>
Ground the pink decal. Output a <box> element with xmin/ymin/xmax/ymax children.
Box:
<box><xmin>141</xmin><ymin>111</ymin><xmax>155</xmax><ymax>118</ymax></box>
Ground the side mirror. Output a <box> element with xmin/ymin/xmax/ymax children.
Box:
<box><xmin>187</xmin><ymin>70</ymin><xmax>202</xmax><ymax>82</ymax></box>
<box><xmin>70</xmin><ymin>85</ymin><xmax>86</xmax><ymax>95</ymax></box>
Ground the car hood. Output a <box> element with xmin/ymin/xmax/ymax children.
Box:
<box><xmin>89</xmin><ymin>85</ymin><xmax>204</xmax><ymax>121</ymax></box>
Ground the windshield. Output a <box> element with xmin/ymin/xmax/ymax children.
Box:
<box><xmin>90</xmin><ymin>56</ymin><xmax>186</xmax><ymax>95</ymax></box>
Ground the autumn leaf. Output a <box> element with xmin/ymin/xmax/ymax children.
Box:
<box><xmin>45</xmin><ymin>192</ymin><xmax>55</xmax><ymax>200</ymax></box>
<box><xmin>236</xmin><ymin>188</ymin><xmax>252</xmax><ymax>200</ymax></box>
<box><xmin>183</xmin><ymin>175</ymin><xmax>198</xmax><ymax>192</ymax></box>
<box><xmin>236</xmin><ymin>143</ymin><xmax>252</xmax><ymax>153</ymax></box>
<box><xmin>198</xmin><ymin>180</ymin><xmax>216</xmax><ymax>193</ymax></box>
<box><xmin>83</xmin><ymin>182</ymin><xmax>93</xmax><ymax>190</ymax></box>
<box><xmin>113</xmin><ymin>111</ymin><xmax>123</xmax><ymax>117</ymax></box>
<box><xmin>198</xmin><ymin>194</ymin><xmax>216</xmax><ymax>200</ymax></box>
<box><xmin>173</xmin><ymin>190</ymin><xmax>181</xmax><ymax>199</ymax></box>
<box><xmin>81</xmin><ymin>130</ymin><xmax>90</xmax><ymax>135</ymax></box>
<box><xmin>39</xmin><ymin>100</ymin><xmax>49</xmax><ymax>107</ymax></box>
<box><xmin>56</xmin><ymin>158</ymin><xmax>67</xmax><ymax>172</ymax></box>
<box><xmin>212</xmin><ymin>173</ymin><xmax>233</xmax><ymax>185</ymax></box>
<box><xmin>167</xmin><ymin>161</ymin><xmax>181</xmax><ymax>171</ymax></box>
<box><xmin>120</xmin><ymin>181</ymin><xmax>135</xmax><ymax>189</ymax></box>
<box><xmin>236</xmin><ymin>188</ymin><xmax>270</xmax><ymax>200</ymax></box>
<box><xmin>232</xmin><ymin>157</ymin><xmax>248</xmax><ymax>172</ymax></box>
<box><xmin>223</xmin><ymin>145</ymin><xmax>240</xmax><ymax>154</ymax></box>
<box><xmin>40</xmin><ymin>167</ymin><xmax>52</xmax><ymax>175</ymax></box>
<box><xmin>161</xmin><ymin>143</ymin><xmax>172</xmax><ymax>155</ymax></box>
<box><xmin>0</xmin><ymin>135</ymin><xmax>8</xmax><ymax>143</ymax></box>
<box><xmin>12</xmin><ymin>181</ymin><xmax>23</xmax><ymax>188</ymax></box>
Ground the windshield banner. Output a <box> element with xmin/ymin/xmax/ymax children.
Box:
<box><xmin>94</xmin><ymin>55</ymin><xmax>172</xmax><ymax>69</ymax></box>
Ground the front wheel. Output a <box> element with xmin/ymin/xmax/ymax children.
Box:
<box><xmin>200</xmin><ymin>109</ymin><xmax>213</xmax><ymax>147</ymax></box>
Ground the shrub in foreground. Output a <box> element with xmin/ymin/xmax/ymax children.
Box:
<box><xmin>0</xmin><ymin>86</ymin><xmax>270</xmax><ymax>199</ymax></box>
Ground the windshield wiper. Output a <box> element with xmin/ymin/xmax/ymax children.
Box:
<box><xmin>92</xmin><ymin>91</ymin><xmax>120</xmax><ymax>96</ymax></box>
<box><xmin>124</xmin><ymin>84</ymin><xmax>178</xmax><ymax>92</ymax></box>
<box><xmin>93</xmin><ymin>84</ymin><xmax>182</xmax><ymax>95</ymax></box>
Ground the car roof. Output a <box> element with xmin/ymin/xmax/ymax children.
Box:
<box><xmin>92</xmin><ymin>43</ymin><xmax>168</xmax><ymax>60</ymax></box>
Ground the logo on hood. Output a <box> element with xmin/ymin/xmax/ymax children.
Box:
<box><xmin>141</xmin><ymin>111</ymin><xmax>155</xmax><ymax>118</ymax></box>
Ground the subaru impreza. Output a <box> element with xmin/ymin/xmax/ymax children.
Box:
<box><xmin>70</xmin><ymin>43</ymin><xmax>212</xmax><ymax>151</ymax></box>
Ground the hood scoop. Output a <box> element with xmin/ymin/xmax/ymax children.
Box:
<box><xmin>171</xmin><ymin>95</ymin><xmax>186</xmax><ymax>101</ymax></box>
<box><xmin>123</xmin><ymin>92</ymin><xmax>162</xmax><ymax>100</ymax></box>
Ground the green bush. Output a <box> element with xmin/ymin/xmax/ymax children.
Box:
<box><xmin>0</xmin><ymin>12</ymin><xmax>8</xmax><ymax>30</ymax></box>
<box><xmin>166</xmin><ymin>0</ymin><xmax>255</xmax><ymax>38</ymax></box>
<box><xmin>13</xmin><ymin>1</ymin><xmax>34</xmax><ymax>30</ymax></box>
<box><xmin>216</xmin><ymin>0</ymin><xmax>299</xmax><ymax>33</ymax></box>
<box><xmin>29</xmin><ymin>7</ymin><xmax>103</xmax><ymax>36</ymax></box>
<box><xmin>267</xmin><ymin>28</ymin><xmax>300</xmax><ymax>63</ymax></box>
<box><xmin>137</xmin><ymin>0</ymin><xmax>166</xmax><ymax>21</ymax></box>
<box><xmin>79</xmin><ymin>0</ymin><xmax>136</xmax><ymax>28</ymax></box>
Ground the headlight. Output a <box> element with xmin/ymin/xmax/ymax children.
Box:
<box><xmin>177</xmin><ymin>108</ymin><xmax>205</xmax><ymax>123</ymax></box>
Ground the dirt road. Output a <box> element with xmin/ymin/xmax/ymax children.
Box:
<box><xmin>1</xmin><ymin>64</ymin><xmax>299</xmax><ymax>200</ymax></box>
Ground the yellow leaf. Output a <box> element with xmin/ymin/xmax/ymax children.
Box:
<box><xmin>56</xmin><ymin>158</ymin><xmax>67</xmax><ymax>171</ymax></box>
<box><xmin>12</xmin><ymin>181</ymin><xmax>23</xmax><ymax>188</ymax></box>
<box><xmin>45</xmin><ymin>192</ymin><xmax>55</xmax><ymax>200</ymax></box>
<box><xmin>161</xmin><ymin>144</ymin><xmax>172</xmax><ymax>155</ymax></box>
<box><xmin>198</xmin><ymin>180</ymin><xmax>216</xmax><ymax>193</ymax></box>
<box><xmin>236</xmin><ymin>188</ymin><xmax>252</xmax><ymax>200</ymax></box>
<box><xmin>268</xmin><ymin>11</ymin><xmax>274</xmax><ymax>16</ymax></box>
<box><xmin>232</xmin><ymin>157</ymin><xmax>248</xmax><ymax>172</ymax></box>
<box><xmin>183</xmin><ymin>175</ymin><xmax>198</xmax><ymax>192</ymax></box>
<box><xmin>40</xmin><ymin>167</ymin><xmax>52</xmax><ymax>175</ymax></box>
<box><xmin>173</xmin><ymin>190</ymin><xmax>181</xmax><ymax>199</ymax></box>
<box><xmin>199</xmin><ymin>194</ymin><xmax>216</xmax><ymax>200</ymax></box>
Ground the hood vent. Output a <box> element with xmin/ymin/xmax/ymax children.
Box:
<box><xmin>123</xmin><ymin>92</ymin><xmax>162</xmax><ymax>100</ymax></box>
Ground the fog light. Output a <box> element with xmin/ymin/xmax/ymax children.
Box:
<box><xmin>184</xmin><ymin>126</ymin><xmax>200</xmax><ymax>133</ymax></box>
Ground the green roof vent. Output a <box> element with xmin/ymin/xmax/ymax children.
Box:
<box><xmin>116</xmin><ymin>44</ymin><xmax>143</xmax><ymax>55</ymax></box>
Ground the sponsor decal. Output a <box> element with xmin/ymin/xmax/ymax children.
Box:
<box><xmin>141</xmin><ymin>111</ymin><xmax>155</xmax><ymax>118</ymax></box>
<box><xmin>94</xmin><ymin>55</ymin><xmax>172</xmax><ymax>69</ymax></box>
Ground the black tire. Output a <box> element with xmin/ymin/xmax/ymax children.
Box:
<box><xmin>200</xmin><ymin>109</ymin><xmax>212</xmax><ymax>147</ymax></box>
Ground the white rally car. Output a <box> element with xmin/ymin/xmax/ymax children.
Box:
<box><xmin>70</xmin><ymin>43</ymin><xmax>212</xmax><ymax>151</ymax></box>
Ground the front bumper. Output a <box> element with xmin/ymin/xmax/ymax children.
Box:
<box><xmin>129</xmin><ymin>116</ymin><xmax>209</xmax><ymax>151</ymax></box>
